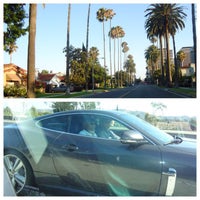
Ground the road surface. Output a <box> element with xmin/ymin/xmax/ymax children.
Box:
<box><xmin>84</xmin><ymin>84</ymin><xmax>189</xmax><ymax>98</ymax></box>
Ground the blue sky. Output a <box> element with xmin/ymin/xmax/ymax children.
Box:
<box><xmin>3</xmin><ymin>3</ymin><xmax>194</xmax><ymax>79</ymax></box>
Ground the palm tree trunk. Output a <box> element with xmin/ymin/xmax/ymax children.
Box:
<box><xmin>192</xmin><ymin>4</ymin><xmax>196</xmax><ymax>85</ymax></box>
<box><xmin>85</xmin><ymin>3</ymin><xmax>91</xmax><ymax>92</ymax></box>
<box><xmin>109</xmin><ymin>19</ymin><xmax>113</xmax><ymax>88</ymax></box>
<box><xmin>159</xmin><ymin>35</ymin><xmax>164</xmax><ymax>85</ymax></box>
<box><xmin>120</xmin><ymin>38</ymin><xmax>122</xmax><ymax>87</ymax></box>
<box><xmin>103</xmin><ymin>20</ymin><xmax>106</xmax><ymax>89</ymax></box>
<box><xmin>172</xmin><ymin>35</ymin><xmax>178</xmax><ymax>87</ymax></box>
<box><xmin>117</xmin><ymin>38</ymin><xmax>120</xmax><ymax>87</ymax></box>
<box><xmin>66</xmin><ymin>4</ymin><xmax>71</xmax><ymax>94</ymax></box>
<box><xmin>113</xmin><ymin>39</ymin><xmax>116</xmax><ymax>87</ymax></box>
<box><xmin>165</xmin><ymin>29</ymin><xmax>172</xmax><ymax>87</ymax></box>
<box><xmin>27</xmin><ymin>4</ymin><xmax>37</xmax><ymax>98</ymax></box>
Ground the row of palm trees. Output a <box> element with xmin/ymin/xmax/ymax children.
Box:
<box><xmin>27</xmin><ymin>4</ymin><xmax>196</xmax><ymax>97</ymax></box>
<box><xmin>27</xmin><ymin>4</ymin><xmax>133</xmax><ymax>96</ymax></box>
<box><xmin>144</xmin><ymin>4</ymin><xmax>196</xmax><ymax>87</ymax></box>
<box><xmin>96</xmin><ymin>7</ymin><xmax>136</xmax><ymax>88</ymax></box>
<box><xmin>68</xmin><ymin>5</ymin><xmax>135</xmax><ymax>89</ymax></box>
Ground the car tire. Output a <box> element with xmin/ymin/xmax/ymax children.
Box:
<box><xmin>4</xmin><ymin>149</ymin><xmax>35</xmax><ymax>195</ymax></box>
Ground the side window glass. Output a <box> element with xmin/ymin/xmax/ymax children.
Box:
<box><xmin>69</xmin><ymin>115</ymin><xmax>85</xmax><ymax>134</ymax></box>
<box><xmin>96</xmin><ymin>116</ymin><xmax>130</xmax><ymax>140</ymax></box>
<box><xmin>77</xmin><ymin>115</ymin><xmax>98</xmax><ymax>137</ymax></box>
<box><xmin>38</xmin><ymin>115</ymin><xmax>70</xmax><ymax>132</ymax></box>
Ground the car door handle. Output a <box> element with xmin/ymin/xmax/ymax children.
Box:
<box><xmin>162</xmin><ymin>168</ymin><xmax>177</xmax><ymax>196</ymax></box>
<box><xmin>63</xmin><ymin>144</ymin><xmax>79</xmax><ymax>152</ymax></box>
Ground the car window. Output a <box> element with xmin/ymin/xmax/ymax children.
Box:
<box><xmin>76</xmin><ymin>114</ymin><xmax>131</xmax><ymax>140</ymax></box>
<box><xmin>37</xmin><ymin>115</ymin><xmax>70</xmax><ymax>132</ymax></box>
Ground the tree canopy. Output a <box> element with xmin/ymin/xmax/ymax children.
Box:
<box><xmin>4</xmin><ymin>4</ymin><xmax>28</xmax><ymax>54</ymax></box>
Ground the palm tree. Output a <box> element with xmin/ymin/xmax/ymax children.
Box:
<box><xmin>125</xmin><ymin>54</ymin><xmax>136</xmax><ymax>85</ymax></box>
<box><xmin>96</xmin><ymin>8</ymin><xmax>108</xmax><ymax>89</ymax></box>
<box><xmin>89</xmin><ymin>47</ymin><xmax>99</xmax><ymax>92</ymax></box>
<box><xmin>145</xmin><ymin>9</ymin><xmax>165</xmax><ymax>84</ymax></box>
<box><xmin>145</xmin><ymin>45</ymin><xmax>160</xmax><ymax>83</ymax></box>
<box><xmin>27</xmin><ymin>4</ymin><xmax>37</xmax><ymax>98</ymax></box>
<box><xmin>66</xmin><ymin>4</ymin><xmax>71</xmax><ymax>94</ymax></box>
<box><xmin>105</xmin><ymin>9</ymin><xmax>115</xmax><ymax>88</ymax></box>
<box><xmin>85</xmin><ymin>3</ymin><xmax>91</xmax><ymax>92</ymax></box>
<box><xmin>122</xmin><ymin>41</ymin><xmax>129</xmax><ymax>85</ymax></box>
<box><xmin>109</xmin><ymin>26</ymin><xmax>117</xmax><ymax>86</ymax></box>
<box><xmin>145</xmin><ymin>4</ymin><xmax>187</xmax><ymax>87</ymax></box>
<box><xmin>115</xmin><ymin>26</ymin><xmax>125</xmax><ymax>87</ymax></box>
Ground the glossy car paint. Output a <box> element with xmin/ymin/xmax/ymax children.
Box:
<box><xmin>4</xmin><ymin>110</ymin><xmax>196</xmax><ymax>196</ymax></box>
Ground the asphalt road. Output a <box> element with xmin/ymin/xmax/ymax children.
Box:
<box><xmin>84</xmin><ymin>84</ymin><xmax>189</xmax><ymax>98</ymax></box>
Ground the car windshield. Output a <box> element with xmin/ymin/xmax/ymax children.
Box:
<box><xmin>119</xmin><ymin>112</ymin><xmax>174</xmax><ymax>145</ymax></box>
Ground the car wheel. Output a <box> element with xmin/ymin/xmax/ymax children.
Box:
<box><xmin>4</xmin><ymin>149</ymin><xmax>34</xmax><ymax>195</ymax></box>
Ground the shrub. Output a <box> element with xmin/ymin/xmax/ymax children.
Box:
<box><xmin>4</xmin><ymin>85</ymin><xmax>27</xmax><ymax>97</ymax></box>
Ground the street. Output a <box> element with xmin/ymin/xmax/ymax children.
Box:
<box><xmin>84</xmin><ymin>84</ymin><xmax>190</xmax><ymax>98</ymax></box>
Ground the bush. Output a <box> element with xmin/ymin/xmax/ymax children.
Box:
<box><xmin>4</xmin><ymin>85</ymin><xmax>27</xmax><ymax>97</ymax></box>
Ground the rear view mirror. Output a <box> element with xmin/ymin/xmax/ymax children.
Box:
<box><xmin>120</xmin><ymin>130</ymin><xmax>146</xmax><ymax>144</ymax></box>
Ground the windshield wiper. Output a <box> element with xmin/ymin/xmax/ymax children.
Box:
<box><xmin>164</xmin><ymin>136</ymin><xmax>183</xmax><ymax>146</ymax></box>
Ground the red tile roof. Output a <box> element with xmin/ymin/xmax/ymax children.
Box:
<box><xmin>37</xmin><ymin>73</ymin><xmax>56</xmax><ymax>81</ymax></box>
<box><xmin>4</xmin><ymin>63</ymin><xmax>27</xmax><ymax>75</ymax></box>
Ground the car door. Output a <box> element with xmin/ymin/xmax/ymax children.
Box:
<box><xmin>50</xmin><ymin>114</ymin><xmax>101</xmax><ymax>194</ymax></box>
<box><xmin>51</xmin><ymin>113</ymin><xmax>163</xmax><ymax>196</ymax></box>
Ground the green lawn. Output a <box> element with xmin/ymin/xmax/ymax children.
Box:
<box><xmin>36</xmin><ymin>89</ymin><xmax>106</xmax><ymax>98</ymax></box>
<box><xmin>168</xmin><ymin>87</ymin><xmax>196</xmax><ymax>98</ymax></box>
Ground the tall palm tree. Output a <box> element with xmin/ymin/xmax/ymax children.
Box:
<box><xmin>145</xmin><ymin>4</ymin><xmax>187</xmax><ymax>87</ymax></box>
<box><xmin>96</xmin><ymin>8</ymin><xmax>108</xmax><ymax>89</ymax></box>
<box><xmin>105</xmin><ymin>9</ymin><xmax>115</xmax><ymax>88</ymax></box>
<box><xmin>109</xmin><ymin>26</ymin><xmax>117</xmax><ymax>86</ymax></box>
<box><xmin>85</xmin><ymin>3</ymin><xmax>91</xmax><ymax>92</ymax></box>
<box><xmin>122</xmin><ymin>41</ymin><xmax>129</xmax><ymax>85</ymax></box>
<box><xmin>66</xmin><ymin>4</ymin><xmax>71</xmax><ymax>94</ymax></box>
<box><xmin>27</xmin><ymin>4</ymin><xmax>37</xmax><ymax>98</ymax></box>
<box><xmin>145</xmin><ymin>9</ymin><xmax>165</xmax><ymax>84</ymax></box>
<box><xmin>115</xmin><ymin>25</ymin><xmax>125</xmax><ymax>87</ymax></box>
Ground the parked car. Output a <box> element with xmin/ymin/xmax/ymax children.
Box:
<box><xmin>4</xmin><ymin>110</ymin><xmax>196</xmax><ymax>196</ymax></box>
<box><xmin>51</xmin><ymin>84</ymin><xmax>83</xmax><ymax>93</ymax></box>
<box><xmin>51</xmin><ymin>84</ymin><xmax>68</xmax><ymax>93</ymax></box>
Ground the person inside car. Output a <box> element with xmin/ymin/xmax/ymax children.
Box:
<box><xmin>97</xmin><ymin>118</ymin><xmax>120</xmax><ymax>139</ymax></box>
<box><xmin>79</xmin><ymin>117</ymin><xmax>97</xmax><ymax>137</ymax></box>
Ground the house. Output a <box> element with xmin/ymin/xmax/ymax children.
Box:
<box><xmin>36</xmin><ymin>73</ymin><xmax>65</xmax><ymax>86</ymax></box>
<box><xmin>180</xmin><ymin>63</ymin><xmax>195</xmax><ymax>77</ymax></box>
<box><xmin>4</xmin><ymin>64</ymin><xmax>27</xmax><ymax>86</ymax></box>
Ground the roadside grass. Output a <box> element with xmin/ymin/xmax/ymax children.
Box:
<box><xmin>168</xmin><ymin>87</ymin><xmax>196</xmax><ymax>98</ymax></box>
<box><xmin>36</xmin><ymin>89</ymin><xmax>106</xmax><ymax>98</ymax></box>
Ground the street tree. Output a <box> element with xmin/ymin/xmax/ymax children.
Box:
<box><xmin>105</xmin><ymin>9</ymin><xmax>115</xmax><ymax>88</ymax></box>
<box><xmin>27</xmin><ymin>4</ymin><xmax>37</xmax><ymax>98</ymax></box>
<box><xmin>96</xmin><ymin>7</ymin><xmax>108</xmax><ymax>88</ymax></box>
<box><xmin>145</xmin><ymin>4</ymin><xmax>187</xmax><ymax>87</ymax></box>
<box><xmin>4</xmin><ymin>4</ymin><xmax>28</xmax><ymax>62</ymax></box>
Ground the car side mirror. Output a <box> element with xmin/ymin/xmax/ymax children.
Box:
<box><xmin>120</xmin><ymin>130</ymin><xmax>146</xmax><ymax>144</ymax></box>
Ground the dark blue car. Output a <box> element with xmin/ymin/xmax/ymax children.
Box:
<box><xmin>4</xmin><ymin>110</ymin><xmax>196</xmax><ymax>196</ymax></box>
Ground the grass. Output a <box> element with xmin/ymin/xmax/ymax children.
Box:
<box><xmin>36</xmin><ymin>89</ymin><xmax>106</xmax><ymax>98</ymax></box>
<box><xmin>168</xmin><ymin>87</ymin><xmax>196</xmax><ymax>98</ymax></box>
